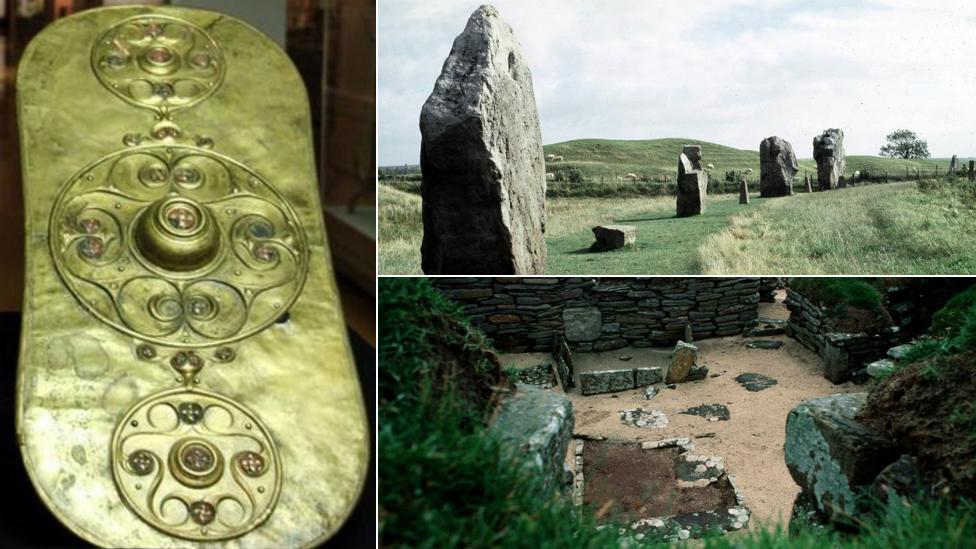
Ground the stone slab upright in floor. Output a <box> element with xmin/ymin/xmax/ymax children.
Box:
<box><xmin>759</xmin><ymin>136</ymin><xmax>798</xmax><ymax>197</ymax></box>
<box><xmin>676</xmin><ymin>145</ymin><xmax>707</xmax><ymax>216</ymax></box>
<box><xmin>813</xmin><ymin>129</ymin><xmax>846</xmax><ymax>190</ymax></box>
<box><xmin>419</xmin><ymin>5</ymin><xmax>547</xmax><ymax>274</ymax></box>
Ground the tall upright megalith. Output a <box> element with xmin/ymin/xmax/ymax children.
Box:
<box><xmin>676</xmin><ymin>145</ymin><xmax>708</xmax><ymax>217</ymax></box>
<box><xmin>419</xmin><ymin>5</ymin><xmax>547</xmax><ymax>274</ymax></box>
<box><xmin>813</xmin><ymin>129</ymin><xmax>846</xmax><ymax>190</ymax></box>
<box><xmin>759</xmin><ymin>136</ymin><xmax>798</xmax><ymax>197</ymax></box>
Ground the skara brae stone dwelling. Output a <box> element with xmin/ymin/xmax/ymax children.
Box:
<box><xmin>413</xmin><ymin>277</ymin><xmax>976</xmax><ymax>543</ymax></box>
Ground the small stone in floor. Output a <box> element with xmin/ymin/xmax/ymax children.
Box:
<box><xmin>735</xmin><ymin>373</ymin><xmax>778</xmax><ymax>392</ymax></box>
<box><xmin>619</xmin><ymin>355</ymin><xmax>632</xmax><ymax>361</ymax></box>
<box><xmin>643</xmin><ymin>386</ymin><xmax>659</xmax><ymax>400</ymax></box>
<box><xmin>745</xmin><ymin>340</ymin><xmax>784</xmax><ymax>350</ymax></box>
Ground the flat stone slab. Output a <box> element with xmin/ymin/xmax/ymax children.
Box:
<box><xmin>579</xmin><ymin>369</ymin><xmax>634</xmax><ymax>395</ymax></box>
<box><xmin>746</xmin><ymin>340</ymin><xmax>784</xmax><ymax>350</ymax></box>
<box><xmin>513</xmin><ymin>362</ymin><xmax>556</xmax><ymax>389</ymax></box>
<box><xmin>680</xmin><ymin>404</ymin><xmax>730</xmax><ymax>421</ymax></box>
<box><xmin>735</xmin><ymin>373</ymin><xmax>778</xmax><ymax>392</ymax></box>
<box><xmin>634</xmin><ymin>367</ymin><xmax>664</xmax><ymax>387</ymax></box>
<box><xmin>620</xmin><ymin>408</ymin><xmax>669</xmax><ymax>428</ymax></box>
<box><xmin>590</xmin><ymin>224</ymin><xmax>636</xmax><ymax>252</ymax></box>
<box><xmin>746</xmin><ymin>318</ymin><xmax>787</xmax><ymax>337</ymax></box>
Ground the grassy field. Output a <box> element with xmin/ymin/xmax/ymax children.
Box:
<box><xmin>546</xmin><ymin>194</ymin><xmax>765</xmax><ymax>274</ymax></box>
<box><xmin>542</xmin><ymin>138</ymin><xmax>965</xmax><ymax>181</ymax></box>
<box><xmin>698</xmin><ymin>181</ymin><xmax>976</xmax><ymax>274</ymax></box>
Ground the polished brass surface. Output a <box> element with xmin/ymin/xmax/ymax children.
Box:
<box><xmin>16</xmin><ymin>6</ymin><xmax>367</xmax><ymax>548</ymax></box>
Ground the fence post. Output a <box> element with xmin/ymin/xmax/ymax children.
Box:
<box><xmin>970</xmin><ymin>160</ymin><xmax>975</xmax><ymax>181</ymax></box>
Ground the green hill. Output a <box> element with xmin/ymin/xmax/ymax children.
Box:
<box><xmin>542</xmin><ymin>138</ymin><xmax>967</xmax><ymax>182</ymax></box>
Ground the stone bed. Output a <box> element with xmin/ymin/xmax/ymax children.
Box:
<box><xmin>574</xmin><ymin>437</ymin><xmax>750</xmax><ymax>542</ymax></box>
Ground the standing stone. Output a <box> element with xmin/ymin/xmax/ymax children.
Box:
<box><xmin>759</xmin><ymin>136</ymin><xmax>798</xmax><ymax>197</ymax></box>
<box><xmin>666</xmin><ymin>341</ymin><xmax>698</xmax><ymax>383</ymax></box>
<box><xmin>812</xmin><ymin>129</ymin><xmax>846</xmax><ymax>190</ymax></box>
<box><xmin>804</xmin><ymin>174</ymin><xmax>813</xmax><ymax>193</ymax></box>
<box><xmin>676</xmin><ymin>145</ymin><xmax>708</xmax><ymax>217</ymax></box>
<box><xmin>738</xmin><ymin>179</ymin><xmax>750</xmax><ymax>204</ymax></box>
<box><xmin>950</xmin><ymin>154</ymin><xmax>959</xmax><ymax>173</ymax></box>
<box><xmin>420</xmin><ymin>5</ymin><xmax>547</xmax><ymax>274</ymax></box>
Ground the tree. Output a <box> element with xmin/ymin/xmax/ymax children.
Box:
<box><xmin>880</xmin><ymin>129</ymin><xmax>931</xmax><ymax>159</ymax></box>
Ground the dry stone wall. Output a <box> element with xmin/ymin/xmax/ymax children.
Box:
<box><xmin>432</xmin><ymin>278</ymin><xmax>761</xmax><ymax>352</ymax></box>
<box><xmin>786</xmin><ymin>279</ymin><xmax>973</xmax><ymax>383</ymax></box>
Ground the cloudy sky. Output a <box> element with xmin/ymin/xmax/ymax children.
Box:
<box><xmin>378</xmin><ymin>0</ymin><xmax>976</xmax><ymax>165</ymax></box>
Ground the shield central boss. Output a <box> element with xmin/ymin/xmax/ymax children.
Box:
<box><xmin>47</xmin><ymin>15</ymin><xmax>308</xmax><ymax>541</ymax></box>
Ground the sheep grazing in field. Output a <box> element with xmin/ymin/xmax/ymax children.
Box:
<box><xmin>553</xmin><ymin>155</ymin><xmax>564</xmax><ymax>162</ymax></box>
<box><xmin>545</xmin><ymin>172</ymin><xmax>555</xmax><ymax>181</ymax></box>
<box><xmin>624</xmin><ymin>173</ymin><xmax>638</xmax><ymax>181</ymax></box>
<box><xmin>707</xmin><ymin>163</ymin><xmax>715</xmax><ymax>171</ymax></box>
<box><xmin>545</xmin><ymin>153</ymin><xmax>556</xmax><ymax>161</ymax></box>
<box><xmin>744</xmin><ymin>168</ymin><xmax>753</xmax><ymax>175</ymax></box>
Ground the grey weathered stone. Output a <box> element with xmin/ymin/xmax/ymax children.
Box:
<box><xmin>676</xmin><ymin>145</ymin><xmax>708</xmax><ymax>217</ymax></box>
<box><xmin>619</xmin><ymin>408</ymin><xmax>668</xmax><ymax>428</ymax></box>
<box><xmin>579</xmin><ymin>369</ymin><xmax>634</xmax><ymax>395</ymax></box>
<box><xmin>785</xmin><ymin>393</ymin><xmax>899</xmax><ymax>522</ymax></box>
<box><xmin>562</xmin><ymin>307</ymin><xmax>602</xmax><ymax>342</ymax></box>
<box><xmin>950</xmin><ymin>154</ymin><xmax>959</xmax><ymax>173</ymax></box>
<box><xmin>760</xmin><ymin>136</ymin><xmax>798</xmax><ymax>197</ymax></box>
<box><xmin>739</xmin><ymin>179</ymin><xmax>750</xmax><ymax>204</ymax></box>
<box><xmin>685</xmin><ymin>365</ymin><xmax>709</xmax><ymax>381</ymax></box>
<box><xmin>866</xmin><ymin>358</ymin><xmax>896</xmax><ymax>379</ymax></box>
<box><xmin>513</xmin><ymin>362</ymin><xmax>556</xmax><ymax>389</ymax></box>
<box><xmin>590</xmin><ymin>224</ymin><xmax>636</xmax><ymax>252</ymax></box>
<box><xmin>822</xmin><ymin>339</ymin><xmax>851</xmax><ymax>384</ymax></box>
<box><xmin>734</xmin><ymin>373</ymin><xmax>778</xmax><ymax>392</ymax></box>
<box><xmin>886</xmin><ymin>344</ymin><xmax>913</xmax><ymax>360</ymax></box>
<box><xmin>491</xmin><ymin>385</ymin><xmax>574</xmax><ymax>492</ymax></box>
<box><xmin>813</xmin><ymin>129</ymin><xmax>846</xmax><ymax>190</ymax></box>
<box><xmin>420</xmin><ymin>5</ymin><xmax>546</xmax><ymax>274</ymax></box>
<box><xmin>634</xmin><ymin>367</ymin><xmax>664</xmax><ymax>387</ymax></box>
<box><xmin>667</xmin><ymin>340</ymin><xmax>698</xmax><ymax>383</ymax></box>
<box><xmin>746</xmin><ymin>339</ymin><xmax>783</xmax><ymax>350</ymax></box>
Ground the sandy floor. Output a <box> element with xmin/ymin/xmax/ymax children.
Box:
<box><xmin>502</xmin><ymin>291</ymin><xmax>858</xmax><ymax>529</ymax></box>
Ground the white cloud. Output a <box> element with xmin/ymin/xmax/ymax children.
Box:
<box><xmin>379</xmin><ymin>0</ymin><xmax>976</xmax><ymax>164</ymax></box>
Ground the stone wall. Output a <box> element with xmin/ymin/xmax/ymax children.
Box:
<box><xmin>433</xmin><ymin>278</ymin><xmax>761</xmax><ymax>352</ymax></box>
<box><xmin>785</xmin><ymin>288</ymin><xmax>901</xmax><ymax>384</ymax></box>
<box><xmin>785</xmin><ymin>279</ymin><xmax>973</xmax><ymax>383</ymax></box>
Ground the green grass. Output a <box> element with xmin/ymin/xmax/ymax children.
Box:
<box><xmin>698</xmin><ymin>181</ymin><xmax>976</xmax><ymax>274</ymax></box>
<box><xmin>790</xmin><ymin>278</ymin><xmax>884</xmax><ymax>312</ymax></box>
<box><xmin>546</xmin><ymin>194</ymin><xmax>765</xmax><ymax>274</ymax></box>
<box><xmin>931</xmin><ymin>284</ymin><xmax>976</xmax><ymax>335</ymax></box>
<box><xmin>378</xmin><ymin>185</ymin><xmax>423</xmax><ymax>274</ymax></box>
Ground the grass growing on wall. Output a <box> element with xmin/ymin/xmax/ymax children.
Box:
<box><xmin>790</xmin><ymin>278</ymin><xmax>884</xmax><ymax>313</ymax></box>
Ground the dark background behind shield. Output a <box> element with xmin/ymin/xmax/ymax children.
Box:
<box><xmin>0</xmin><ymin>1</ymin><xmax>375</xmax><ymax>546</ymax></box>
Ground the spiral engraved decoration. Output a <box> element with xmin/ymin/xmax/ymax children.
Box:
<box><xmin>49</xmin><ymin>144</ymin><xmax>309</xmax><ymax>347</ymax></box>
<box><xmin>91</xmin><ymin>15</ymin><xmax>225</xmax><ymax>114</ymax></box>
<box><xmin>112</xmin><ymin>388</ymin><xmax>281</xmax><ymax>541</ymax></box>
